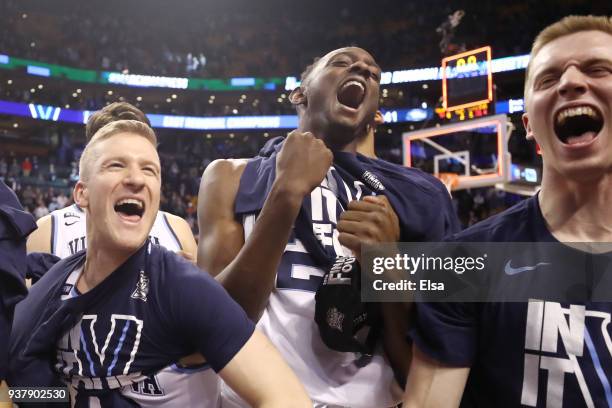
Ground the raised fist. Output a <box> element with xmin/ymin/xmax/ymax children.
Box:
<box><xmin>276</xmin><ymin>130</ymin><xmax>333</xmax><ymax>197</ymax></box>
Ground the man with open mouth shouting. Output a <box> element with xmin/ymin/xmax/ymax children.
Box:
<box><xmin>24</xmin><ymin>102</ymin><xmax>217</xmax><ymax>407</ymax></box>
<box><xmin>9</xmin><ymin>120</ymin><xmax>311</xmax><ymax>407</ymax></box>
<box><xmin>197</xmin><ymin>47</ymin><xmax>458</xmax><ymax>407</ymax></box>
<box><xmin>404</xmin><ymin>15</ymin><xmax>612</xmax><ymax>408</ymax></box>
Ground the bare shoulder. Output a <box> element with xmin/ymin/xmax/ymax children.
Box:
<box><xmin>36</xmin><ymin>213</ymin><xmax>53</xmax><ymax>229</ymax></box>
<box><xmin>26</xmin><ymin>213</ymin><xmax>52</xmax><ymax>253</ymax></box>
<box><xmin>162</xmin><ymin>211</ymin><xmax>190</xmax><ymax>227</ymax></box>
<box><xmin>160</xmin><ymin>211</ymin><xmax>197</xmax><ymax>261</ymax></box>
<box><xmin>201</xmin><ymin>158</ymin><xmax>248</xmax><ymax>183</ymax></box>
<box><xmin>162</xmin><ymin>211</ymin><xmax>194</xmax><ymax>237</ymax></box>
<box><xmin>198</xmin><ymin>158</ymin><xmax>249</xmax><ymax>203</ymax></box>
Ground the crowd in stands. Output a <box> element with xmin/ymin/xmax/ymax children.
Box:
<box><xmin>1</xmin><ymin>0</ymin><xmax>604</xmax><ymax>78</ymax></box>
<box><xmin>1</xmin><ymin>153</ymin><xmax>72</xmax><ymax>219</ymax></box>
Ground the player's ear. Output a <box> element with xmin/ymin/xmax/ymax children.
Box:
<box><xmin>289</xmin><ymin>86</ymin><xmax>307</xmax><ymax>107</ymax></box>
<box><xmin>73</xmin><ymin>180</ymin><xmax>89</xmax><ymax>209</ymax></box>
<box><xmin>374</xmin><ymin>110</ymin><xmax>384</xmax><ymax>126</ymax></box>
<box><xmin>522</xmin><ymin>112</ymin><xmax>535</xmax><ymax>141</ymax></box>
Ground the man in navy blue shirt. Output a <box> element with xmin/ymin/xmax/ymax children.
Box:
<box><xmin>198</xmin><ymin>47</ymin><xmax>458</xmax><ymax>407</ymax></box>
<box><xmin>9</xmin><ymin>120</ymin><xmax>310</xmax><ymax>407</ymax></box>
<box><xmin>404</xmin><ymin>15</ymin><xmax>612</xmax><ymax>408</ymax></box>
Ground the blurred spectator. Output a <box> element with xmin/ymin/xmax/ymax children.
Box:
<box><xmin>0</xmin><ymin>157</ymin><xmax>7</xmax><ymax>179</ymax></box>
<box><xmin>21</xmin><ymin>157</ymin><xmax>32</xmax><ymax>177</ymax></box>
<box><xmin>33</xmin><ymin>198</ymin><xmax>49</xmax><ymax>220</ymax></box>
<box><xmin>32</xmin><ymin>155</ymin><xmax>40</xmax><ymax>177</ymax></box>
<box><xmin>56</xmin><ymin>191</ymin><xmax>69</xmax><ymax>208</ymax></box>
<box><xmin>69</xmin><ymin>162</ymin><xmax>79</xmax><ymax>183</ymax></box>
<box><xmin>9</xmin><ymin>159</ymin><xmax>20</xmax><ymax>178</ymax></box>
<box><xmin>48</xmin><ymin>163</ymin><xmax>57</xmax><ymax>181</ymax></box>
<box><xmin>48</xmin><ymin>196</ymin><xmax>60</xmax><ymax>212</ymax></box>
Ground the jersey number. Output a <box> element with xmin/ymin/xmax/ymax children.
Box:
<box><xmin>276</xmin><ymin>240</ymin><xmax>324</xmax><ymax>293</ymax></box>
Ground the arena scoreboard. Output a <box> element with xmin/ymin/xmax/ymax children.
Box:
<box><xmin>442</xmin><ymin>46</ymin><xmax>493</xmax><ymax>111</ymax></box>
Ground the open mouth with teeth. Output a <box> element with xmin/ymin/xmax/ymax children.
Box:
<box><xmin>114</xmin><ymin>198</ymin><xmax>145</xmax><ymax>222</ymax></box>
<box><xmin>337</xmin><ymin>79</ymin><xmax>366</xmax><ymax>109</ymax></box>
<box><xmin>554</xmin><ymin>106</ymin><xmax>604</xmax><ymax>146</ymax></box>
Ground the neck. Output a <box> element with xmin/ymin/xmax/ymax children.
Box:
<box><xmin>539</xmin><ymin>171</ymin><xmax>612</xmax><ymax>242</ymax></box>
<box><xmin>78</xmin><ymin>234</ymin><xmax>134</xmax><ymax>293</ymax></box>
<box><xmin>356</xmin><ymin>133</ymin><xmax>377</xmax><ymax>159</ymax></box>
<box><xmin>298</xmin><ymin>118</ymin><xmax>360</xmax><ymax>153</ymax></box>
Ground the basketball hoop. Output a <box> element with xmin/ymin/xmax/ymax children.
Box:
<box><xmin>437</xmin><ymin>172</ymin><xmax>460</xmax><ymax>193</ymax></box>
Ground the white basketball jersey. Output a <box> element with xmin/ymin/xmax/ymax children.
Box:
<box><xmin>50</xmin><ymin>204</ymin><xmax>183</xmax><ymax>258</ymax></box>
<box><xmin>222</xmin><ymin>177</ymin><xmax>402</xmax><ymax>408</ymax></box>
<box><xmin>49</xmin><ymin>204</ymin><xmax>221</xmax><ymax>407</ymax></box>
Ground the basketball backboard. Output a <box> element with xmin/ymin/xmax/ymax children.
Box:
<box><xmin>402</xmin><ymin>114</ymin><xmax>512</xmax><ymax>190</ymax></box>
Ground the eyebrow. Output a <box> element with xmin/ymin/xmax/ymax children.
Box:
<box><xmin>534</xmin><ymin>57</ymin><xmax>612</xmax><ymax>80</ymax></box>
<box><xmin>329</xmin><ymin>52</ymin><xmax>382</xmax><ymax>71</ymax></box>
<box><xmin>580</xmin><ymin>57</ymin><xmax>612</xmax><ymax>67</ymax></box>
<box><xmin>140</xmin><ymin>159</ymin><xmax>161</xmax><ymax>171</ymax></box>
<box><xmin>532</xmin><ymin>66</ymin><xmax>560</xmax><ymax>82</ymax></box>
<box><xmin>102</xmin><ymin>156</ymin><xmax>161</xmax><ymax>170</ymax></box>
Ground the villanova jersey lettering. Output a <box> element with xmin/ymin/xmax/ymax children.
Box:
<box><xmin>131</xmin><ymin>375</ymin><xmax>164</xmax><ymax>395</ymax></box>
<box><xmin>310</xmin><ymin>185</ymin><xmax>343</xmax><ymax>252</ymax></box>
<box><xmin>276</xmin><ymin>169</ymin><xmax>358</xmax><ymax>293</ymax></box>
<box><xmin>522</xmin><ymin>301</ymin><xmax>612</xmax><ymax>407</ymax></box>
<box><xmin>310</xmin><ymin>170</ymin><xmax>364</xmax><ymax>253</ymax></box>
<box><xmin>68</xmin><ymin>236</ymin><xmax>87</xmax><ymax>255</ymax></box>
<box><xmin>57</xmin><ymin>314</ymin><xmax>144</xmax><ymax>389</ymax></box>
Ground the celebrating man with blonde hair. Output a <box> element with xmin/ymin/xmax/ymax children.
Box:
<box><xmin>10</xmin><ymin>120</ymin><xmax>310</xmax><ymax>407</ymax></box>
<box><xmin>404</xmin><ymin>15</ymin><xmax>612</xmax><ymax>408</ymax></box>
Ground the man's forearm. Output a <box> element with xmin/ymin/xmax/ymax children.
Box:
<box><xmin>381</xmin><ymin>302</ymin><xmax>412</xmax><ymax>387</ymax></box>
<box><xmin>217</xmin><ymin>181</ymin><xmax>305</xmax><ymax>320</ymax></box>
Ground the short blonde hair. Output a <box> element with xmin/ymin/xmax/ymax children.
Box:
<box><xmin>524</xmin><ymin>15</ymin><xmax>612</xmax><ymax>99</ymax></box>
<box><xmin>79</xmin><ymin>120</ymin><xmax>157</xmax><ymax>181</ymax></box>
<box><xmin>85</xmin><ymin>102</ymin><xmax>151</xmax><ymax>141</ymax></box>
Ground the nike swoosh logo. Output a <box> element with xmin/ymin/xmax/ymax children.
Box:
<box><xmin>64</xmin><ymin>220</ymin><xmax>78</xmax><ymax>226</ymax></box>
<box><xmin>504</xmin><ymin>261</ymin><xmax>551</xmax><ymax>275</ymax></box>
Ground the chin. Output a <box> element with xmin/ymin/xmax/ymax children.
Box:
<box><xmin>106</xmin><ymin>227</ymin><xmax>149</xmax><ymax>253</ymax></box>
<box><xmin>326</xmin><ymin>118</ymin><xmax>366</xmax><ymax>145</ymax></box>
<box><xmin>115</xmin><ymin>236</ymin><xmax>148</xmax><ymax>253</ymax></box>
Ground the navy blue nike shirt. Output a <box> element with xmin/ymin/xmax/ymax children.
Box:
<box><xmin>410</xmin><ymin>195</ymin><xmax>612</xmax><ymax>408</ymax></box>
<box><xmin>9</xmin><ymin>241</ymin><xmax>255</xmax><ymax>407</ymax></box>
<box><xmin>0</xmin><ymin>180</ymin><xmax>37</xmax><ymax>381</ymax></box>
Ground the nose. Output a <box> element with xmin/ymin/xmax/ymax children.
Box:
<box><xmin>123</xmin><ymin>165</ymin><xmax>145</xmax><ymax>189</ymax></box>
<box><xmin>558</xmin><ymin>66</ymin><xmax>587</xmax><ymax>99</ymax></box>
<box><xmin>349</xmin><ymin>60</ymin><xmax>373</xmax><ymax>79</ymax></box>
